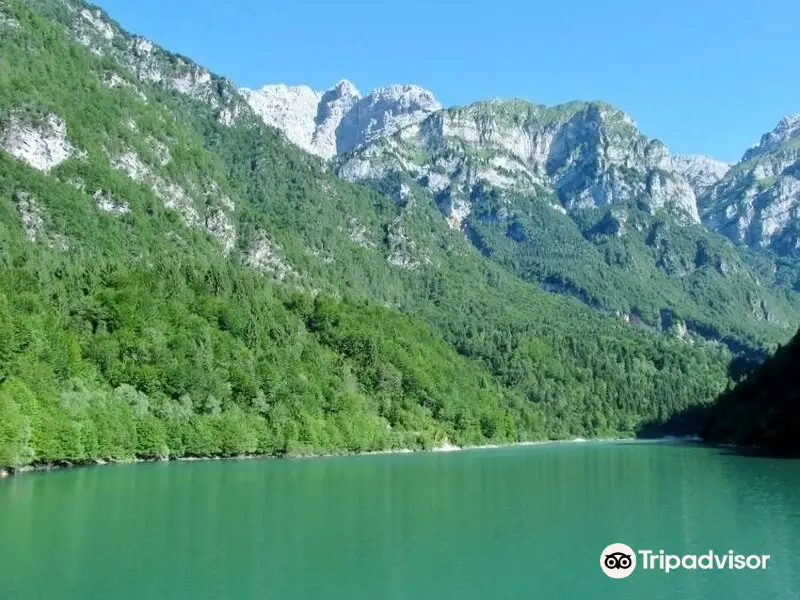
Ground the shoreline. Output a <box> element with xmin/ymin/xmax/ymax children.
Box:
<box><xmin>0</xmin><ymin>435</ymin><xmax>704</xmax><ymax>479</ymax></box>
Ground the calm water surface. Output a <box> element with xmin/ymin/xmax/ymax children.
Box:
<box><xmin>1</xmin><ymin>442</ymin><xmax>799</xmax><ymax>599</ymax></box>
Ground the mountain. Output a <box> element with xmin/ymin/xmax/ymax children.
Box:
<box><xmin>701</xmin><ymin>327</ymin><xmax>800</xmax><ymax>456</ymax></box>
<box><xmin>241</xmin><ymin>74</ymin><xmax>800</xmax><ymax>349</ymax></box>
<box><xmin>700</xmin><ymin>115</ymin><xmax>800</xmax><ymax>261</ymax></box>
<box><xmin>239</xmin><ymin>76</ymin><xmax>800</xmax><ymax>294</ymax></box>
<box><xmin>0</xmin><ymin>0</ymin><xmax>739</xmax><ymax>469</ymax></box>
<box><xmin>333</xmin><ymin>99</ymin><xmax>799</xmax><ymax>347</ymax></box>
<box><xmin>242</xmin><ymin>81</ymin><xmax>440</xmax><ymax>159</ymax></box>
<box><xmin>338</xmin><ymin>99</ymin><xmax>705</xmax><ymax>223</ymax></box>
<box><xmin>672</xmin><ymin>154</ymin><xmax>731</xmax><ymax>197</ymax></box>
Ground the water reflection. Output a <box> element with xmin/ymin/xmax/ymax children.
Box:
<box><xmin>1</xmin><ymin>443</ymin><xmax>798</xmax><ymax>599</ymax></box>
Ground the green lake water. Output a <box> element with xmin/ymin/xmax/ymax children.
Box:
<box><xmin>1</xmin><ymin>441</ymin><xmax>799</xmax><ymax>599</ymax></box>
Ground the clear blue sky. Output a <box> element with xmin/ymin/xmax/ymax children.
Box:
<box><xmin>94</xmin><ymin>0</ymin><xmax>799</xmax><ymax>163</ymax></box>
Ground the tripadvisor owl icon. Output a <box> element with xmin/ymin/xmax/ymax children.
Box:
<box><xmin>601</xmin><ymin>543</ymin><xmax>637</xmax><ymax>579</ymax></box>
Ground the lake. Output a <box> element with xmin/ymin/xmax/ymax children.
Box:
<box><xmin>1</xmin><ymin>441</ymin><xmax>799</xmax><ymax>599</ymax></box>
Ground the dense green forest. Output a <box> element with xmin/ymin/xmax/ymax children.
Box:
<box><xmin>701</xmin><ymin>329</ymin><xmax>800</xmax><ymax>455</ymax></box>
<box><xmin>461</xmin><ymin>182</ymin><xmax>799</xmax><ymax>349</ymax></box>
<box><xmin>0</xmin><ymin>0</ymin><xmax>773</xmax><ymax>470</ymax></box>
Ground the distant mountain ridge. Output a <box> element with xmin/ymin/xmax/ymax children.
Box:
<box><xmin>241</xmin><ymin>81</ymin><xmax>441</xmax><ymax>159</ymax></box>
<box><xmin>242</xmin><ymin>80</ymin><xmax>800</xmax><ymax>341</ymax></box>
<box><xmin>700</xmin><ymin>114</ymin><xmax>800</xmax><ymax>256</ymax></box>
<box><xmin>337</xmin><ymin>98</ymin><xmax>706</xmax><ymax>225</ymax></box>
<box><xmin>672</xmin><ymin>154</ymin><xmax>731</xmax><ymax>197</ymax></box>
<box><xmin>244</xmin><ymin>84</ymin><xmax>735</xmax><ymax>225</ymax></box>
<box><xmin>247</xmin><ymin>79</ymin><xmax>800</xmax><ymax>272</ymax></box>
<box><xmin>47</xmin><ymin>0</ymin><xmax>800</xmax><ymax>265</ymax></box>
<box><xmin>325</xmin><ymin>96</ymin><xmax>799</xmax><ymax>343</ymax></box>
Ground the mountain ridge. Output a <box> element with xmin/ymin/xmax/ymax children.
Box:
<box><xmin>245</xmin><ymin>78</ymin><xmax>800</xmax><ymax>273</ymax></box>
<box><xmin>243</xmin><ymin>82</ymin><xmax>733</xmax><ymax>207</ymax></box>
<box><xmin>242</xmin><ymin>80</ymin><xmax>441</xmax><ymax>159</ymax></box>
<box><xmin>1</xmin><ymin>0</ymin><xmax>751</xmax><ymax>470</ymax></box>
<box><xmin>700</xmin><ymin>114</ymin><xmax>800</xmax><ymax>261</ymax></box>
<box><xmin>7</xmin><ymin>0</ymin><xmax>799</xmax><ymax>349</ymax></box>
<box><xmin>52</xmin><ymin>0</ymin><xmax>798</xmax><ymax>269</ymax></box>
<box><xmin>38</xmin><ymin>0</ymin><xmax>797</xmax><ymax>262</ymax></box>
<box><xmin>329</xmin><ymin>96</ymin><xmax>800</xmax><ymax>344</ymax></box>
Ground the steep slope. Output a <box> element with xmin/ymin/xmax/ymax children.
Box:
<box><xmin>701</xmin><ymin>327</ymin><xmax>800</xmax><ymax>456</ymax></box>
<box><xmin>0</xmin><ymin>0</ymin><xmax>534</xmax><ymax>463</ymax></box>
<box><xmin>24</xmin><ymin>0</ymin><xmax>250</xmax><ymax>126</ymax></box>
<box><xmin>0</xmin><ymin>0</ymin><xmax>741</xmax><ymax>469</ymax></box>
<box><xmin>240</xmin><ymin>83</ymin><xmax>328</xmax><ymax>156</ymax></box>
<box><xmin>242</xmin><ymin>80</ymin><xmax>440</xmax><ymax>159</ymax></box>
<box><xmin>672</xmin><ymin>154</ymin><xmax>730</xmax><ymax>197</ymax></box>
<box><xmin>336</xmin><ymin>100</ymin><xmax>800</xmax><ymax>348</ymax></box>
<box><xmin>340</xmin><ymin>99</ymin><xmax>702</xmax><ymax>222</ymax></box>
<box><xmin>226</xmin><ymin>84</ymin><xmax>800</xmax><ymax>352</ymax></box>
<box><xmin>701</xmin><ymin>115</ymin><xmax>800</xmax><ymax>261</ymax></box>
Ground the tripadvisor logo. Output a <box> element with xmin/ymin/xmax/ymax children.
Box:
<box><xmin>600</xmin><ymin>543</ymin><xmax>771</xmax><ymax>579</ymax></box>
<box><xmin>601</xmin><ymin>543</ymin><xmax>637</xmax><ymax>579</ymax></box>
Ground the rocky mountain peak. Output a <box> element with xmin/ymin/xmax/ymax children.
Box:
<box><xmin>328</xmin><ymin>79</ymin><xmax>361</xmax><ymax>98</ymax></box>
<box><xmin>365</xmin><ymin>84</ymin><xmax>439</xmax><ymax>107</ymax></box>
<box><xmin>316</xmin><ymin>80</ymin><xmax>362</xmax><ymax>112</ymax></box>
<box><xmin>339</xmin><ymin>96</ymin><xmax>702</xmax><ymax>224</ymax></box>
<box><xmin>335</xmin><ymin>84</ymin><xmax>441</xmax><ymax>154</ymax></box>
<box><xmin>243</xmin><ymin>80</ymin><xmax>439</xmax><ymax>159</ymax></box>
<box><xmin>701</xmin><ymin>112</ymin><xmax>800</xmax><ymax>253</ymax></box>
<box><xmin>743</xmin><ymin>113</ymin><xmax>800</xmax><ymax>162</ymax></box>
<box><xmin>241</xmin><ymin>84</ymin><xmax>322</xmax><ymax>155</ymax></box>
<box><xmin>311</xmin><ymin>81</ymin><xmax>362</xmax><ymax>158</ymax></box>
<box><xmin>672</xmin><ymin>154</ymin><xmax>731</xmax><ymax>197</ymax></box>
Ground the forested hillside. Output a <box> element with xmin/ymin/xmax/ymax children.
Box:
<box><xmin>0</xmin><ymin>0</ymin><xmax>749</xmax><ymax>469</ymax></box>
<box><xmin>701</xmin><ymin>329</ymin><xmax>800</xmax><ymax>455</ymax></box>
<box><xmin>335</xmin><ymin>101</ymin><xmax>800</xmax><ymax>351</ymax></box>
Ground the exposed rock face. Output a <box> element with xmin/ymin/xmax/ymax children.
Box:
<box><xmin>74</xmin><ymin>7</ymin><xmax>114</xmax><ymax>50</ymax></box>
<box><xmin>241</xmin><ymin>84</ymin><xmax>322</xmax><ymax>155</ymax></box>
<box><xmin>348</xmin><ymin>218</ymin><xmax>376</xmax><ymax>249</ymax></box>
<box><xmin>313</xmin><ymin>80</ymin><xmax>361</xmax><ymax>157</ymax></box>
<box><xmin>110</xmin><ymin>148</ymin><xmax>237</xmax><ymax>250</ymax></box>
<box><xmin>0</xmin><ymin>113</ymin><xmax>74</xmax><ymax>172</ymax></box>
<box><xmin>14</xmin><ymin>191</ymin><xmax>46</xmax><ymax>242</ymax></box>
<box><xmin>338</xmin><ymin>99</ymin><xmax>702</xmax><ymax>225</ymax></box>
<box><xmin>205</xmin><ymin>209</ymin><xmax>236</xmax><ymax>254</ymax></box>
<box><xmin>55</xmin><ymin>3</ymin><xmax>248</xmax><ymax>126</ymax></box>
<box><xmin>152</xmin><ymin>180</ymin><xmax>200</xmax><ymax>228</ymax></box>
<box><xmin>242</xmin><ymin>81</ymin><xmax>440</xmax><ymax>159</ymax></box>
<box><xmin>672</xmin><ymin>154</ymin><xmax>730</xmax><ymax>197</ymax></box>
<box><xmin>111</xmin><ymin>150</ymin><xmax>151</xmax><ymax>182</ymax></box>
<box><xmin>13</xmin><ymin>191</ymin><xmax>69</xmax><ymax>251</ymax></box>
<box><xmin>700</xmin><ymin>115</ymin><xmax>800</xmax><ymax>253</ymax></box>
<box><xmin>0</xmin><ymin>8</ymin><xmax>20</xmax><ymax>29</ymax></box>
<box><xmin>93</xmin><ymin>189</ymin><xmax>130</xmax><ymax>214</ymax></box>
<box><xmin>336</xmin><ymin>85</ymin><xmax>441</xmax><ymax>154</ymax></box>
<box><xmin>744</xmin><ymin>114</ymin><xmax>800</xmax><ymax>160</ymax></box>
<box><xmin>146</xmin><ymin>135</ymin><xmax>171</xmax><ymax>166</ymax></box>
<box><xmin>246</xmin><ymin>232</ymin><xmax>299</xmax><ymax>281</ymax></box>
<box><xmin>648</xmin><ymin>171</ymin><xmax>701</xmax><ymax>224</ymax></box>
<box><xmin>100</xmin><ymin>71</ymin><xmax>148</xmax><ymax>102</ymax></box>
<box><xmin>385</xmin><ymin>218</ymin><xmax>429</xmax><ymax>269</ymax></box>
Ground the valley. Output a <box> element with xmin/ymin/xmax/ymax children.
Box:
<box><xmin>0</xmin><ymin>0</ymin><xmax>797</xmax><ymax>470</ymax></box>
